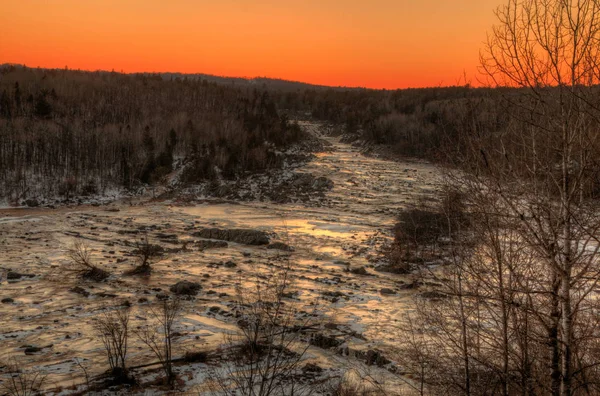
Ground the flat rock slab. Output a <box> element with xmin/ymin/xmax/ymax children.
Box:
<box><xmin>196</xmin><ymin>240</ymin><xmax>229</xmax><ymax>250</ymax></box>
<box><xmin>192</xmin><ymin>227</ymin><xmax>269</xmax><ymax>245</ymax></box>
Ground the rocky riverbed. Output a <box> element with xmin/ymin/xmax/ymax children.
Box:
<box><xmin>0</xmin><ymin>122</ymin><xmax>442</xmax><ymax>394</ymax></box>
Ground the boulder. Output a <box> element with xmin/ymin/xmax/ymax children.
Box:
<box><xmin>350</xmin><ymin>266</ymin><xmax>368</xmax><ymax>275</ymax></box>
<box><xmin>25</xmin><ymin>199</ymin><xmax>40</xmax><ymax>207</ymax></box>
<box><xmin>24</xmin><ymin>346</ymin><xmax>43</xmax><ymax>354</ymax></box>
<box><xmin>7</xmin><ymin>271</ymin><xmax>36</xmax><ymax>280</ymax></box>
<box><xmin>302</xmin><ymin>363</ymin><xmax>323</xmax><ymax>373</ymax></box>
<box><xmin>6</xmin><ymin>271</ymin><xmax>22</xmax><ymax>280</ymax></box>
<box><xmin>170</xmin><ymin>281</ymin><xmax>202</xmax><ymax>296</ymax></box>
<box><xmin>310</xmin><ymin>333</ymin><xmax>342</xmax><ymax>349</ymax></box>
<box><xmin>365</xmin><ymin>349</ymin><xmax>391</xmax><ymax>367</ymax></box>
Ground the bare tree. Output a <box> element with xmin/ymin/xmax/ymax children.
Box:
<box><xmin>393</xmin><ymin>313</ymin><xmax>437</xmax><ymax>396</ymax></box>
<box><xmin>389</xmin><ymin>1</ymin><xmax>600</xmax><ymax>395</ymax></box>
<box><xmin>92</xmin><ymin>307</ymin><xmax>132</xmax><ymax>382</ymax></box>
<box><xmin>211</xmin><ymin>257</ymin><xmax>317</xmax><ymax>396</ymax></box>
<box><xmin>476</xmin><ymin>1</ymin><xmax>600</xmax><ymax>395</ymax></box>
<box><xmin>134</xmin><ymin>297</ymin><xmax>182</xmax><ymax>386</ymax></box>
<box><xmin>66</xmin><ymin>240</ymin><xmax>109</xmax><ymax>281</ymax></box>
<box><xmin>126</xmin><ymin>234</ymin><xmax>163</xmax><ymax>275</ymax></box>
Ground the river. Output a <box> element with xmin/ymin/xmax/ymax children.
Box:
<box><xmin>0</xmin><ymin>122</ymin><xmax>441</xmax><ymax>394</ymax></box>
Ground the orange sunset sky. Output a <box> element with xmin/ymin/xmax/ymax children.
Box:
<box><xmin>1</xmin><ymin>0</ymin><xmax>503</xmax><ymax>89</ymax></box>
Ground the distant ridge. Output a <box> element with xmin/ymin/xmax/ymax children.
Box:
<box><xmin>0</xmin><ymin>63</ymin><xmax>367</xmax><ymax>92</ymax></box>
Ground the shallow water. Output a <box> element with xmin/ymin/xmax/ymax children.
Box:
<box><xmin>0</xmin><ymin>126</ymin><xmax>440</xmax><ymax>393</ymax></box>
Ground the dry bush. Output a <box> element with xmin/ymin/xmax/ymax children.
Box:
<box><xmin>211</xmin><ymin>258</ymin><xmax>317</xmax><ymax>396</ymax></box>
<box><xmin>384</xmin><ymin>189</ymin><xmax>470</xmax><ymax>274</ymax></box>
<box><xmin>126</xmin><ymin>234</ymin><xmax>163</xmax><ymax>275</ymax></box>
<box><xmin>134</xmin><ymin>297</ymin><xmax>182</xmax><ymax>386</ymax></box>
<box><xmin>324</xmin><ymin>370</ymin><xmax>382</xmax><ymax>396</ymax></box>
<box><xmin>0</xmin><ymin>359</ymin><xmax>46</xmax><ymax>396</ymax></box>
<box><xmin>92</xmin><ymin>307</ymin><xmax>133</xmax><ymax>383</ymax></box>
<box><xmin>329</xmin><ymin>381</ymin><xmax>369</xmax><ymax>396</ymax></box>
<box><xmin>66</xmin><ymin>240</ymin><xmax>109</xmax><ymax>281</ymax></box>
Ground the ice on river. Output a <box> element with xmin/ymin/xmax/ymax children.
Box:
<box><xmin>0</xmin><ymin>128</ymin><xmax>441</xmax><ymax>394</ymax></box>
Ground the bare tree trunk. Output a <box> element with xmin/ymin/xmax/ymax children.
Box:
<box><xmin>498</xmin><ymin>255</ymin><xmax>510</xmax><ymax>396</ymax></box>
<box><xmin>560</xmin><ymin>117</ymin><xmax>573</xmax><ymax>396</ymax></box>
<box><xmin>457</xmin><ymin>268</ymin><xmax>471</xmax><ymax>396</ymax></box>
<box><xmin>550</xmin><ymin>277</ymin><xmax>561</xmax><ymax>396</ymax></box>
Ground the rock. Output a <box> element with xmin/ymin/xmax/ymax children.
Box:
<box><xmin>224</xmin><ymin>260</ymin><xmax>237</xmax><ymax>268</ymax></box>
<box><xmin>376</xmin><ymin>264</ymin><xmax>411</xmax><ymax>274</ymax></box>
<box><xmin>24</xmin><ymin>346</ymin><xmax>43</xmax><ymax>354</ymax></box>
<box><xmin>25</xmin><ymin>199</ymin><xmax>40</xmax><ymax>207</ymax></box>
<box><xmin>420</xmin><ymin>291</ymin><xmax>448</xmax><ymax>300</ymax></box>
<box><xmin>6</xmin><ymin>271</ymin><xmax>22</xmax><ymax>280</ymax></box>
<box><xmin>70</xmin><ymin>286</ymin><xmax>90</xmax><ymax>297</ymax></box>
<box><xmin>170</xmin><ymin>280</ymin><xmax>202</xmax><ymax>296</ymax></box>
<box><xmin>117</xmin><ymin>229</ymin><xmax>140</xmax><ymax>235</ymax></box>
<box><xmin>310</xmin><ymin>333</ymin><xmax>342</xmax><ymax>349</ymax></box>
<box><xmin>192</xmin><ymin>227</ymin><xmax>269</xmax><ymax>245</ymax></box>
<box><xmin>155</xmin><ymin>233</ymin><xmax>177</xmax><ymax>240</ymax></box>
<box><xmin>365</xmin><ymin>349</ymin><xmax>391</xmax><ymax>367</ymax></box>
<box><xmin>324</xmin><ymin>322</ymin><xmax>339</xmax><ymax>330</ymax></box>
<box><xmin>380</xmin><ymin>288</ymin><xmax>396</xmax><ymax>295</ymax></box>
<box><xmin>1</xmin><ymin>297</ymin><xmax>14</xmax><ymax>303</ymax></box>
<box><xmin>292</xmin><ymin>173</ymin><xmax>314</xmax><ymax>187</ymax></box>
<box><xmin>267</xmin><ymin>242</ymin><xmax>294</xmax><ymax>251</ymax></box>
<box><xmin>282</xmin><ymin>291</ymin><xmax>297</xmax><ymax>299</ymax></box>
<box><xmin>323</xmin><ymin>291</ymin><xmax>345</xmax><ymax>298</ymax></box>
<box><xmin>312</xmin><ymin>176</ymin><xmax>334</xmax><ymax>190</ymax></box>
<box><xmin>197</xmin><ymin>240</ymin><xmax>229</xmax><ymax>251</ymax></box>
<box><xmin>350</xmin><ymin>266</ymin><xmax>368</xmax><ymax>275</ymax></box>
<box><xmin>302</xmin><ymin>363</ymin><xmax>323</xmax><ymax>373</ymax></box>
<box><xmin>7</xmin><ymin>271</ymin><xmax>35</xmax><ymax>280</ymax></box>
<box><xmin>183</xmin><ymin>351</ymin><xmax>208</xmax><ymax>363</ymax></box>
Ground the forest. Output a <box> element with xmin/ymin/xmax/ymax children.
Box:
<box><xmin>0</xmin><ymin>63</ymin><xmax>504</xmax><ymax>205</ymax></box>
<box><xmin>0</xmin><ymin>65</ymin><xmax>307</xmax><ymax>203</ymax></box>
<box><xmin>379</xmin><ymin>0</ymin><xmax>600</xmax><ymax>395</ymax></box>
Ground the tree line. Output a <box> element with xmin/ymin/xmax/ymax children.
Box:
<box><xmin>0</xmin><ymin>66</ymin><xmax>305</xmax><ymax>203</ymax></box>
<box><xmin>0</xmin><ymin>64</ymin><xmax>521</xmax><ymax>205</ymax></box>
